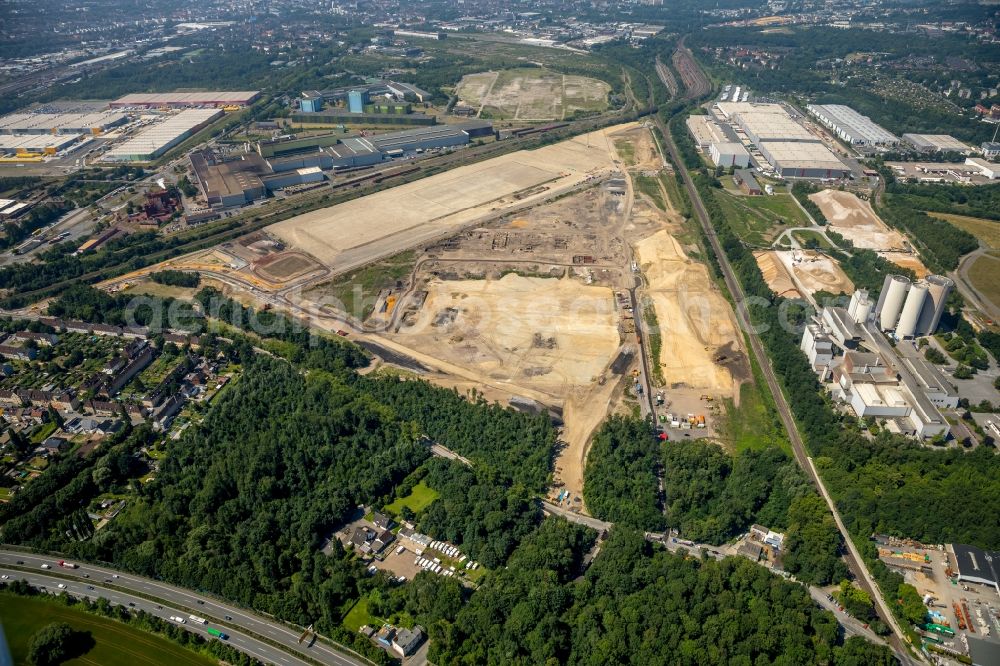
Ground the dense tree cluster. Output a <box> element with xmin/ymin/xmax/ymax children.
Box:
<box><xmin>149</xmin><ymin>270</ymin><xmax>200</xmax><ymax>288</ymax></box>
<box><xmin>79</xmin><ymin>357</ymin><xmax>426</xmax><ymax>637</ymax></box>
<box><xmin>583</xmin><ymin>415</ymin><xmax>664</xmax><ymax>530</ymax></box>
<box><xmin>886</xmin><ymin>181</ymin><xmax>1000</xmax><ymax>222</ymax></box>
<box><xmin>877</xmin><ymin>198</ymin><xmax>978</xmax><ymax>273</ymax></box>
<box><xmin>433</xmin><ymin>525</ymin><xmax>893</xmax><ymax>665</ymax></box>
<box><xmin>357</xmin><ymin>377</ymin><xmax>554</xmax><ymax>491</ymax></box>
<box><xmin>418</xmin><ymin>459</ymin><xmax>542</xmax><ymax>569</ymax></box>
<box><xmin>791</xmin><ymin>182</ymin><xmax>828</xmax><ymax>225</ymax></box>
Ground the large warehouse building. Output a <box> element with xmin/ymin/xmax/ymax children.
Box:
<box><xmin>806</xmin><ymin>104</ymin><xmax>899</xmax><ymax>146</ymax></box>
<box><xmin>902</xmin><ymin>133</ymin><xmax>971</xmax><ymax>154</ymax></box>
<box><xmin>109</xmin><ymin>91</ymin><xmax>260</xmax><ymax>109</ymax></box>
<box><xmin>0</xmin><ymin>134</ymin><xmax>84</xmax><ymax>156</ymax></box>
<box><xmin>735</xmin><ymin>110</ymin><xmax>816</xmax><ymax>145</ymax></box>
<box><xmin>758</xmin><ymin>141</ymin><xmax>850</xmax><ymax>179</ymax></box>
<box><xmin>369</xmin><ymin>125</ymin><xmax>471</xmax><ymax>153</ymax></box>
<box><xmin>102</xmin><ymin>109</ymin><xmax>222</xmax><ymax>161</ymax></box>
<box><xmin>0</xmin><ymin>111</ymin><xmax>128</xmax><ymax>136</ymax></box>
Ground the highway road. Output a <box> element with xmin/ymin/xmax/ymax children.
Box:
<box><xmin>0</xmin><ymin>551</ymin><xmax>370</xmax><ymax>666</ymax></box>
<box><xmin>656</xmin><ymin>46</ymin><xmax>918</xmax><ymax>664</ymax></box>
<box><xmin>0</xmin><ymin>567</ymin><xmax>307</xmax><ymax>666</ymax></box>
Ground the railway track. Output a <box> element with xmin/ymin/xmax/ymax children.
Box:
<box><xmin>654</xmin><ymin>43</ymin><xmax>920</xmax><ymax>664</ymax></box>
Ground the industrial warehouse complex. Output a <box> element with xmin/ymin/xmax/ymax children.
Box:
<box><xmin>703</xmin><ymin>99</ymin><xmax>851</xmax><ymax>178</ymax></box>
<box><xmin>102</xmin><ymin>109</ymin><xmax>223</xmax><ymax>162</ymax></box>
<box><xmin>108</xmin><ymin>91</ymin><xmax>261</xmax><ymax>109</ymax></box>
<box><xmin>190</xmin><ymin>122</ymin><xmax>492</xmax><ymax>208</ymax></box>
<box><xmin>0</xmin><ymin>111</ymin><xmax>128</xmax><ymax>135</ymax></box>
<box><xmin>800</xmin><ymin>275</ymin><xmax>958</xmax><ymax>439</ymax></box>
<box><xmin>806</xmin><ymin>104</ymin><xmax>900</xmax><ymax>147</ymax></box>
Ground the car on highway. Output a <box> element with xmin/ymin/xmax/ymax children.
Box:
<box><xmin>170</xmin><ymin>616</ymin><xmax>186</xmax><ymax>624</ymax></box>
<box><xmin>15</xmin><ymin>560</ymin><xmax>23</xmax><ymax>565</ymax></box>
<box><xmin>87</xmin><ymin>585</ymin><xmax>94</xmax><ymax>590</ymax></box>
<box><xmin>197</xmin><ymin>600</ymin><xmax>204</xmax><ymax>605</ymax></box>
<box><xmin>57</xmin><ymin>584</ymin><xmax>66</xmax><ymax>589</ymax></box>
<box><xmin>40</xmin><ymin>564</ymin><xmax>51</xmax><ymax>569</ymax></box>
<box><xmin>224</xmin><ymin>615</ymin><xmax>232</xmax><ymax>621</ymax></box>
<box><xmin>0</xmin><ymin>575</ymin><xmax>8</xmax><ymax>580</ymax></box>
<box><xmin>82</xmin><ymin>573</ymin><xmax>90</xmax><ymax>578</ymax></box>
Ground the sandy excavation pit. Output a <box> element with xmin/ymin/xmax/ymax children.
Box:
<box><xmin>809</xmin><ymin>189</ymin><xmax>908</xmax><ymax>250</ymax></box>
<box><xmin>390</xmin><ymin>274</ymin><xmax>621</xmax><ymax>398</ymax></box>
<box><xmin>636</xmin><ymin>230</ymin><xmax>745</xmax><ymax>400</ymax></box>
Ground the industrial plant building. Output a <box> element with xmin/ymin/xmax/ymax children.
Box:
<box><xmin>757</xmin><ymin>141</ymin><xmax>850</xmax><ymax>179</ymax></box>
<box><xmin>102</xmin><ymin>109</ymin><xmax>222</xmax><ymax>161</ymax></box>
<box><xmin>902</xmin><ymin>133</ymin><xmax>972</xmax><ymax>154</ymax></box>
<box><xmin>108</xmin><ymin>91</ymin><xmax>260</xmax><ymax>109</ymax></box>
<box><xmin>686</xmin><ymin>115</ymin><xmax>729</xmax><ymax>149</ymax></box>
<box><xmin>709</xmin><ymin>142</ymin><xmax>750</xmax><ymax>168</ymax></box>
<box><xmin>805</xmin><ymin>104</ymin><xmax>899</xmax><ymax>146</ymax></box>
<box><xmin>0</xmin><ymin>111</ymin><xmax>127</xmax><ymax>136</ymax></box>
<box><xmin>190</xmin><ymin>149</ymin><xmax>327</xmax><ymax>208</ymax></box>
<box><xmin>800</xmin><ymin>280</ymin><xmax>957</xmax><ymax>439</ymax></box>
<box><xmin>369</xmin><ymin>125</ymin><xmax>471</xmax><ymax>153</ymax></box>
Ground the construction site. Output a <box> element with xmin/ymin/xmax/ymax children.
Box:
<box><xmin>115</xmin><ymin>123</ymin><xmax>747</xmax><ymax>516</ymax></box>
<box><xmin>755</xmin><ymin>249</ymin><xmax>855</xmax><ymax>300</ymax></box>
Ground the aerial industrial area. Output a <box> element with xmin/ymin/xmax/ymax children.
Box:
<box><xmin>0</xmin><ymin>0</ymin><xmax>999</xmax><ymax>665</ymax></box>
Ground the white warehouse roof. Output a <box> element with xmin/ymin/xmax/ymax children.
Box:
<box><xmin>102</xmin><ymin>109</ymin><xmax>221</xmax><ymax>161</ymax></box>
<box><xmin>806</xmin><ymin>104</ymin><xmax>899</xmax><ymax>146</ymax></box>
<box><xmin>759</xmin><ymin>140</ymin><xmax>848</xmax><ymax>171</ymax></box>
<box><xmin>735</xmin><ymin>111</ymin><xmax>816</xmax><ymax>143</ymax></box>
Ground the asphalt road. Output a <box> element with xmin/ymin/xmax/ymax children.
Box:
<box><xmin>0</xmin><ymin>566</ymin><xmax>306</xmax><ymax>666</ymax></box>
<box><xmin>0</xmin><ymin>551</ymin><xmax>369</xmax><ymax>666</ymax></box>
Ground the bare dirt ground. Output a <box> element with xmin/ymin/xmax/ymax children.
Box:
<box><xmin>809</xmin><ymin>189</ymin><xmax>909</xmax><ymax>250</ymax></box>
<box><xmin>635</xmin><ymin>229</ymin><xmax>744</xmax><ymax>400</ymax></box>
<box><xmin>773</xmin><ymin>249</ymin><xmax>854</xmax><ymax>297</ymax></box>
<box><xmin>267</xmin><ymin>125</ymin><xmax>627</xmax><ymax>273</ymax></box>
<box><xmin>390</xmin><ymin>273</ymin><xmax>621</xmax><ymax>397</ymax></box>
<box><xmin>878</xmin><ymin>251</ymin><xmax>930</xmax><ymax>278</ymax></box>
<box><xmin>754</xmin><ymin>251</ymin><xmax>802</xmax><ymax>299</ymax></box>
<box><xmin>455</xmin><ymin>69</ymin><xmax>610</xmax><ymax>121</ymax></box>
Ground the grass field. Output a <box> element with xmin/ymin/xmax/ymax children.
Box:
<box><xmin>123</xmin><ymin>281</ymin><xmax>199</xmax><ymax>301</ymax></box>
<box><xmin>712</xmin><ymin>189</ymin><xmax>807</xmax><ymax>245</ymax></box>
<box><xmin>634</xmin><ymin>174</ymin><xmax>666</xmax><ymax>210</ymax></box>
<box><xmin>792</xmin><ymin>229</ymin><xmax>835</xmax><ymax>250</ymax></box>
<box><xmin>719</xmin><ymin>357</ymin><xmax>789</xmax><ymax>454</ymax></box>
<box><xmin>306</xmin><ymin>250</ymin><xmax>415</xmax><ymax>321</ymax></box>
<box><xmin>968</xmin><ymin>254</ymin><xmax>1000</xmax><ymax>308</ymax></box>
<box><xmin>383</xmin><ymin>481</ymin><xmax>440</xmax><ymax>517</ymax></box>
<box><xmin>342</xmin><ymin>596</ymin><xmax>384</xmax><ymax>632</ymax></box>
<box><xmin>614</xmin><ymin>139</ymin><xmax>637</xmax><ymax>166</ymax></box>
<box><xmin>0</xmin><ymin>593</ymin><xmax>216</xmax><ymax>666</ymax></box>
<box><xmin>928</xmin><ymin>212</ymin><xmax>1000</xmax><ymax>249</ymax></box>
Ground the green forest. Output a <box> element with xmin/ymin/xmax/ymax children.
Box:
<box><xmin>431</xmin><ymin>525</ymin><xmax>894</xmax><ymax>665</ymax></box>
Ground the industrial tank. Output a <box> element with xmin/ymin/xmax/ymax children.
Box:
<box><xmin>877</xmin><ymin>275</ymin><xmax>910</xmax><ymax>331</ymax></box>
<box><xmin>915</xmin><ymin>275</ymin><xmax>954</xmax><ymax>337</ymax></box>
<box><xmin>896</xmin><ymin>282</ymin><xmax>928</xmax><ymax>338</ymax></box>
<box><xmin>848</xmin><ymin>289</ymin><xmax>873</xmax><ymax>324</ymax></box>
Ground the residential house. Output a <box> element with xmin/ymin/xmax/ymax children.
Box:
<box><xmin>371</xmin><ymin>511</ymin><xmax>394</xmax><ymax>531</ymax></box>
<box><xmin>11</xmin><ymin>331</ymin><xmax>59</xmax><ymax>346</ymax></box>
<box><xmin>375</xmin><ymin>625</ymin><xmax>396</xmax><ymax>649</ymax></box>
<box><xmin>0</xmin><ymin>344</ymin><xmax>36</xmax><ymax>361</ymax></box>
<box><xmin>392</xmin><ymin>626</ymin><xmax>424</xmax><ymax>657</ymax></box>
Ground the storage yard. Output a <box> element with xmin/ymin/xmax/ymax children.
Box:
<box><xmin>771</xmin><ymin>249</ymin><xmax>854</xmax><ymax>297</ymax></box>
<box><xmin>454</xmin><ymin>68</ymin><xmax>610</xmax><ymax>121</ymax></box>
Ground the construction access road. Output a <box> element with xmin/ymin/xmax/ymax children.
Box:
<box><xmin>0</xmin><ymin>549</ymin><xmax>370</xmax><ymax>666</ymax></box>
<box><xmin>657</xmin><ymin>46</ymin><xmax>919</xmax><ymax>665</ymax></box>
